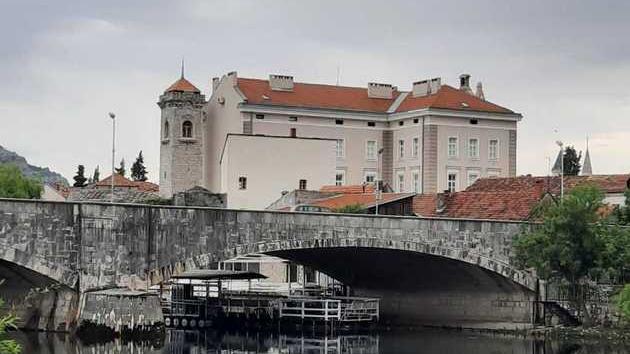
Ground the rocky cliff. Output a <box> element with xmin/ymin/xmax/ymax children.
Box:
<box><xmin>0</xmin><ymin>145</ymin><xmax>68</xmax><ymax>185</ymax></box>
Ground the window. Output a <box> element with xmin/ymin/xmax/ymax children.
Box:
<box><xmin>290</xmin><ymin>128</ymin><xmax>297</xmax><ymax>137</ymax></box>
<box><xmin>412</xmin><ymin>137</ymin><xmax>419</xmax><ymax>157</ymax></box>
<box><xmin>289</xmin><ymin>116</ymin><xmax>298</xmax><ymax>122</ymax></box>
<box><xmin>163</xmin><ymin>121</ymin><xmax>169</xmax><ymax>139</ymax></box>
<box><xmin>397</xmin><ymin>172</ymin><xmax>405</xmax><ymax>192</ymax></box>
<box><xmin>366</xmin><ymin>140</ymin><xmax>377</xmax><ymax>160</ymax></box>
<box><xmin>335</xmin><ymin>170</ymin><xmax>345</xmax><ymax>186</ymax></box>
<box><xmin>335</xmin><ymin>119</ymin><xmax>344</xmax><ymax>125</ymax></box>
<box><xmin>489</xmin><ymin>139</ymin><xmax>499</xmax><ymax>160</ymax></box>
<box><xmin>412</xmin><ymin>171</ymin><xmax>420</xmax><ymax>193</ymax></box>
<box><xmin>447</xmin><ymin>172</ymin><xmax>457</xmax><ymax>192</ymax></box>
<box><xmin>299</xmin><ymin>179</ymin><xmax>307</xmax><ymax>190</ymax></box>
<box><xmin>413</xmin><ymin>118</ymin><xmax>419</xmax><ymax>124</ymax></box>
<box><xmin>255</xmin><ymin>114</ymin><xmax>265</xmax><ymax>119</ymax></box>
<box><xmin>399</xmin><ymin>140</ymin><xmax>405</xmax><ymax>159</ymax></box>
<box><xmin>336</xmin><ymin>139</ymin><xmax>345</xmax><ymax>158</ymax></box>
<box><xmin>365</xmin><ymin>171</ymin><xmax>377</xmax><ymax>184</ymax></box>
<box><xmin>448</xmin><ymin>137</ymin><xmax>458</xmax><ymax>157</ymax></box>
<box><xmin>399</xmin><ymin>121</ymin><xmax>404</xmax><ymax>126</ymax></box>
<box><xmin>182</xmin><ymin>120</ymin><xmax>193</xmax><ymax>138</ymax></box>
<box><xmin>367</xmin><ymin>121</ymin><xmax>376</xmax><ymax>127</ymax></box>
<box><xmin>467</xmin><ymin>171</ymin><xmax>480</xmax><ymax>187</ymax></box>
<box><xmin>238</xmin><ymin>176</ymin><xmax>247</xmax><ymax>190</ymax></box>
<box><xmin>470</xmin><ymin>119</ymin><xmax>478</xmax><ymax>125</ymax></box>
<box><xmin>468</xmin><ymin>138</ymin><xmax>479</xmax><ymax>158</ymax></box>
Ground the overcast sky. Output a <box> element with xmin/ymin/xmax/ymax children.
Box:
<box><xmin>1</xmin><ymin>0</ymin><xmax>629</xmax><ymax>183</ymax></box>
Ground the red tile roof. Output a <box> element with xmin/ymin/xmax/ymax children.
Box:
<box><xmin>320</xmin><ymin>184</ymin><xmax>376</xmax><ymax>194</ymax></box>
<box><xmin>313</xmin><ymin>193</ymin><xmax>413</xmax><ymax>210</ymax></box>
<box><xmin>237</xmin><ymin>78</ymin><xmax>516</xmax><ymax>114</ymax></box>
<box><xmin>96</xmin><ymin>174</ymin><xmax>137</xmax><ymax>188</ymax></box>
<box><xmin>414</xmin><ymin>174</ymin><xmax>630</xmax><ymax>221</ymax></box>
<box><xmin>165</xmin><ymin>77</ymin><xmax>200</xmax><ymax>93</ymax></box>
<box><xmin>237</xmin><ymin>78</ymin><xmax>400</xmax><ymax>113</ymax></box>
<box><xmin>395</xmin><ymin>85</ymin><xmax>514</xmax><ymax>114</ymax></box>
<box><xmin>133</xmin><ymin>181</ymin><xmax>159</xmax><ymax>193</ymax></box>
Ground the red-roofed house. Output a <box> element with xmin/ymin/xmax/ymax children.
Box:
<box><xmin>414</xmin><ymin>174</ymin><xmax>630</xmax><ymax>221</ymax></box>
<box><xmin>159</xmin><ymin>70</ymin><xmax>522</xmax><ymax>209</ymax></box>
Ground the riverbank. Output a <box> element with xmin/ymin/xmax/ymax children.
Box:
<box><xmin>530</xmin><ymin>325</ymin><xmax>630</xmax><ymax>345</ymax></box>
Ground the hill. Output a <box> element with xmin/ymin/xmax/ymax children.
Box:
<box><xmin>0</xmin><ymin>145</ymin><xmax>68</xmax><ymax>185</ymax></box>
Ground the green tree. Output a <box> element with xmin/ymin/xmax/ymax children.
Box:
<box><xmin>131</xmin><ymin>151</ymin><xmax>148</xmax><ymax>182</ymax></box>
<box><xmin>72</xmin><ymin>165</ymin><xmax>87</xmax><ymax>187</ymax></box>
<box><xmin>563</xmin><ymin>145</ymin><xmax>582</xmax><ymax>176</ymax></box>
<box><xmin>0</xmin><ymin>164</ymin><xmax>42</xmax><ymax>199</ymax></box>
<box><xmin>515</xmin><ymin>184</ymin><xmax>606</xmax><ymax>323</ymax></box>
<box><xmin>92</xmin><ymin>166</ymin><xmax>100</xmax><ymax>183</ymax></box>
<box><xmin>115</xmin><ymin>159</ymin><xmax>126</xmax><ymax>177</ymax></box>
<box><xmin>0</xmin><ymin>281</ymin><xmax>21</xmax><ymax>354</ymax></box>
<box><xmin>333</xmin><ymin>204</ymin><xmax>366</xmax><ymax>214</ymax></box>
<box><xmin>617</xmin><ymin>284</ymin><xmax>630</xmax><ymax>322</ymax></box>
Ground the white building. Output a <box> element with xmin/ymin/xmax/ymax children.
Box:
<box><xmin>159</xmin><ymin>71</ymin><xmax>522</xmax><ymax>209</ymax></box>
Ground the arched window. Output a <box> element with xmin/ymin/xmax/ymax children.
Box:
<box><xmin>182</xmin><ymin>121</ymin><xmax>193</xmax><ymax>138</ymax></box>
<box><xmin>164</xmin><ymin>121</ymin><xmax>169</xmax><ymax>139</ymax></box>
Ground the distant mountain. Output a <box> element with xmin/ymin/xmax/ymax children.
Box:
<box><xmin>0</xmin><ymin>145</ymin><xmax>68</xmax><ymax>185</ymax></box>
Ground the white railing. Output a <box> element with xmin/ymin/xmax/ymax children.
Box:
<box><xmin>278</xmin><ymin>298</ymin><xmax>342</xmax><ymax>321</ymax></box>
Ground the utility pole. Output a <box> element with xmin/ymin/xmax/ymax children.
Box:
<box><xmin>109</xmin><ymin>112</ymin><xmax>116</xmax><ymax>203</ymax></box>
<box><xmin>556</xmin><ymin>140</ymin><xmax>564</xmax><ymax>200</ymax></box>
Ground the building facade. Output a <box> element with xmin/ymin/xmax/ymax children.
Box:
<box><xmin>159</xmin><ymin>71</ymin><xmax>522</xmax><ymax>207</ymax></box>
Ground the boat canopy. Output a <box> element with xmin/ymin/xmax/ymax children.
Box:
<box><xmin>171</xmin><ymin>269</ymin><xmax>267</xmax><ymax>281</ymax></box>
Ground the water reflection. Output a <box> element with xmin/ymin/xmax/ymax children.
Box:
<box><xmin>13</xmin><ymin>329</ymin><xmax>630</xmax><ymax>354</ymax></box>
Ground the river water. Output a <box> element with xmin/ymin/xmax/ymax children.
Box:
<box><xmin>12</xmin><ymin>328</ymin><xmax>630</xmax><ymax>354</ymax></box>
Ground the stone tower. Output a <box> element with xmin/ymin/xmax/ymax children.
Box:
<box><xmin>158</xmin><ymin>71</ymin><xmax>206</xmax><ymax>198</ymax></box>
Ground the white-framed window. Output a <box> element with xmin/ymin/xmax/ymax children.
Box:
<box><xmin>447</xmin><ymin>171</ymin><xmax>458</xmax><ymax>192</ymax></box>
<box><xmin>467</xmin><ymin>170</ymin><xmax>480</xmax><ymax>187</ymax></box>
<box><xmin>366</xmin><ymin>140</ymin><xmax>377</xmax><ymax>160</ymax></box>
<box><xmin>238</xmin><ymin>176</ymin><xmax>247</xmax><ymax>190</ymax></box>
<box><xmin>488</xmin><ymin>139</ymin><xmax>499</xmax><ymax>160</ymax></box>
<box><xmin>448</xmin><ymin>137</ymin><xmax>458</xmax><ymax>158</ymax></box>
<box><xmin>398</xmin><ymin>140</ymin><xmax>405</xmax><ymax>159</ymax></box>
<box><xmin>335</xmin><ymin>170</ymin><xmax>346</xmax><ymax>186</ymax></box>
<box><xmin>412</xmin><ymin>137</ymin><xmax>419</xmax><ymax>157</ymax></box>
<box><xmin>397</xmin><ymin>171</ymin><xmax>405</xmax><ymax>192</ymax></box>
<box><xmin>336</xmin><ymin>139</ymin><xmax>345</xmax><ymax>158</ymax></box>
<box><xmin>412</xmin><ymin>170</ymin><xmax>420</xmax><ymax>193</ymax></box>
<box><xmin>364</xmin><ymin>171</ymin><xmax>377</xmax><ymax>184</ymax></box>
<box><xmin>468</xmin><ymin>138</ymin><xmax>479</xmax><ymax>158</ymax></box>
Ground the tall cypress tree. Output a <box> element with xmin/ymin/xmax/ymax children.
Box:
<box><xmin>115</xmin><ymin>159</ymin><xmax>126</xmax><ymax>177</ymax></box>
<box><xmin>92</xmin><ymin>165</ymin><xmax>100</xmax><ymax>183</ymax></box>
<box><xmin>73</xmin><ymin>165</ymin><xmax>87</xmax><ymax>187</ymax></box>
<box><xmin>563</xmin><ymin>146</ymin><xmax>582</xmax><ymax>176</ymax></box>
<box><xmin>131</xmin><ymin>151</ymin><xmax>148</xmax><ymax>181</ymax></box>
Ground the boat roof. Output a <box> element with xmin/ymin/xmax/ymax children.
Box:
<box><xmin>171</xmin><ymin>269</ymin><xmax>267</xmax><ymax>280</ymax></box>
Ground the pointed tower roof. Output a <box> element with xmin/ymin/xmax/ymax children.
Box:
<box><xmin>551</xmin><ymin>148</ymin><xmax>563</xmax><ymax>175</ymax></box>
<box><xmin>582</xmin><ymin>139</ymin><xmax>593</xmax><ymax>176</ymax></box>
<box><xmin>164</xmin><ymin>59</ymin><xmax>200</xmax><ymax>93</ymax></box>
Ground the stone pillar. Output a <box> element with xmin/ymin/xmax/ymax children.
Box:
<box><xmin>422</xmin><ymin>124</ymin><xmax>438</xmax><ymax>193</ymax></box>
<box><xmin>381</xmin><ymin>130</ymin><xmax>393</xmax><ymax>186</ymax></box>
<box><xmin>509</xmin><ymin>130</ymin><xmax>517</xmax><ymax>177</ymax></box>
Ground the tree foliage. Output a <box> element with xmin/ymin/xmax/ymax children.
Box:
<box><xmin>72</xmin><ymin>165</ymin><xmax>87</xmax><ymax>187</ymax></box>
<box><xmin>0</xmin><ymin>281</ymin><xmax>21</xmax><ymax>354</ymax></box>
<box><xmin>617</xmin><ymin>284</ymin><xmax>630</xmax><ymax>322</ymax></box>
<box><xmin>92</xmin><ymin>166</ymin><xmax>100</xmax><ymax>183</ymax></box>
<box><xmin>333</xmin><ymin>204</ymin><xmax>366</xmax><ymax>214</ymax></box>
<box><xmin>562</xmin><ymin>145</ymin><xmax>582</xmax><ymax>176</ymax></box>
<box><xmin>115</xmin><ymin>159</ymin><xmax>126</xmax><ymax>177</ymax></box>
<box><xmin>0</xmin><ymin>164</ymin><xmax>42</xmax><ymax>199</ymax></box>
<box><xmin>131</xmin><ymin>151</ymin><xmax>148</xmax><ymax>182</ymax></box>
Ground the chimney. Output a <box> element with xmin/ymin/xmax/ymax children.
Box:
<box><xmin>227</xmin><ymin>71</ymin><xmax>238</xmax><ymax>86</ymax></box>
<box><xmin>269</xmin><ymin>74</ymin><xmax>294</xmax><ymax>91</ymax></box>
<box><xmin>475</xmin><ymin>82</ymin><xmax>485</xmax><ymax>100</ymax></box>
<box><xmin>212</xmin><ymin>77</ymin><xmax>220</xmax><ymax>92</ymax></box>
<box><xmin>413</xmin><ymin>77</ymin><xmax>441</xmax><ymax>97</ymax></box>
<box><xmin>367</xmin><ymin>82</ymin><xmax>393</xmax><ymax>99</ymax></box>
<box><xmin>459</xmin><ymin>74</ymin><xmax>472</xmax><ymax>94</ymax></box>
<box><xmin>435</xmin><ymin>190</ymin><xmax>450</xmax><ymax>214</ymax></box>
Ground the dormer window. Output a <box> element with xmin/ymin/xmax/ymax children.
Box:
<box><xmin>182</xmin><ymin>121</ymin><xmax>193</xmax><ymax>138</ymax></box>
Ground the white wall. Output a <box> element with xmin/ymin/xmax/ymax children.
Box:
<box><xmin>220</xmin><ymin>135</ymin><xmax>336</xmax><ymax>209</ymax></box>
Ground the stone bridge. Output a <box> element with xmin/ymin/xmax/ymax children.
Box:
<box><xmin>0</xmin><ymin>198</ymin><xmax>537</xmax><ymax>330</ymax></box>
